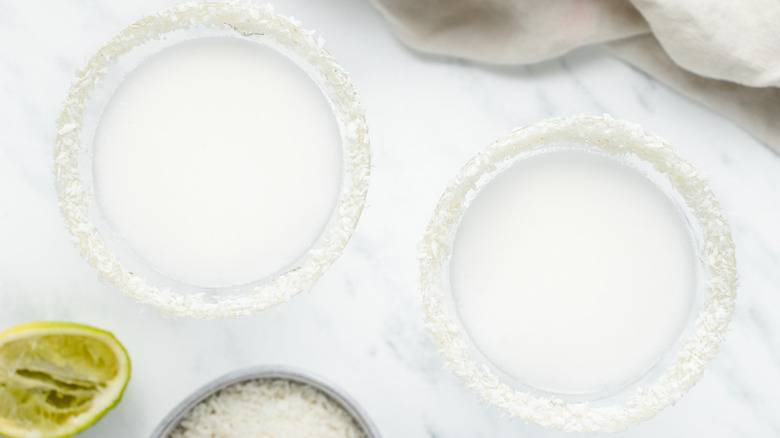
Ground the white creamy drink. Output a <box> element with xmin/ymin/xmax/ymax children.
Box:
<box><xmin>449</xmin><ymin>150</ymin><xmax>696</xmax><ymax>394</ymax></box>
<box><xmin>92</xmin><ymin>37</ymin><xmax>342</xmax><ymax>287</ymax></box>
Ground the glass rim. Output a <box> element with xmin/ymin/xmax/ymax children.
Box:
<box><xmin>54</xmin><ymin>2</ymin><xmax>370</xmax><ymax>318</ymax></box>
<box><xmin>418</xmin><ymin>115</ymin><xmax>737</xmax><ymax>432</ymax></box>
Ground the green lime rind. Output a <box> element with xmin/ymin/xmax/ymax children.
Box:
<box><xmin>0</xmin><ymin>322</ymin><xmax>131</xmax><ymax>438</ymax></box>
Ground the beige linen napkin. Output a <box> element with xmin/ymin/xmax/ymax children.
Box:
<box><xmin>371</xmin><ymin>0</ymin><xmax>780</xmax><ymax>151</ymax></box>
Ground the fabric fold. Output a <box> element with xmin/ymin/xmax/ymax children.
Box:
<box><xmin>371</xmin><ymin>0</ymin><xmax>649</xmax><ymax>64</ymax></box>
<box><xmin>608</xmin><ymin>35</ymin><xmax>780</xmax><ymax>152</ymax></box>
<box><xmin>370</xmin><ymin>0</ymin><xmax>780</xmax><ymax>151</ymax></box>
<box><xmin>629</xmin><ymin>0</ymin><xmax>780</xmax><ymax>87</ymax></box>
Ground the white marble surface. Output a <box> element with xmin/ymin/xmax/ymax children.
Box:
<box><xmin>1</xmin><ymin>0</ymin><xmax>779</xmax><ymax>437</ymax></box>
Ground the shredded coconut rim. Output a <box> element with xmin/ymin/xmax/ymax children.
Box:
<box><xmin>54</xmin><ymin>3</ymin><xmax>370</xmax><ymax>318</ymax></box>
<box><xmin>418</xmin><ymin>116</ymin><xmax>737</xmax><ymax>432</ymax></box>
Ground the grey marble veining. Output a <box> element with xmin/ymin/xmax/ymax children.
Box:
<box><xmin>1</xmin><ymin>0</ymin><xmax>778</xmax><ymax>437</ymax></box>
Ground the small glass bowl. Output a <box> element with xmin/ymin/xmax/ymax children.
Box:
<box><xmin>54</xmin><ymin>3</ymin><xmax>370</xmax><ymax>318</ymax></box>
<box><xmin>418</xmin><ymin>116</ymin><xmax>737</xmax><ymax>432</ymax></box>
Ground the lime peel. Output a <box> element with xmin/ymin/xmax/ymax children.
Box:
<box><xmin>0</xmin><ymin>322</ymin><xmax>131</xmax><ymax>438</ymax></box>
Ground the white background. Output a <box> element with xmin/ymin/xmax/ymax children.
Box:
<box><xmin>1</xmin><ymin>0</ymin><xmax>779</xmax><ymax>437</ymax></box>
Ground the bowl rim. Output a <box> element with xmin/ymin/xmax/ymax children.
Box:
<box><xmin>149</xmin><ymin>365</ymin><xmax>381</xmax><ymax>438</ymax></box>
<box><xmin>418</xmin><ymin>115</ymin><xmax>737</xmax><ymax>432</ymax></box>
<box><xmin>54</xmin><ymin>2</ymin><xmax>370</xmax><ymax>318</ymax></box>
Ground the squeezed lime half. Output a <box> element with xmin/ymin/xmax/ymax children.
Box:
<box><xmin>0</xmin><ymin>322</ymin><xmax>131</xmax><ymax>438</ymax></box>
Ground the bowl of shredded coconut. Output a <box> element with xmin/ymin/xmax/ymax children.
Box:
<box><xmin>151</xmin><ymin>366</ymin><xmax>379</xmax><ymax>438</ymax></box>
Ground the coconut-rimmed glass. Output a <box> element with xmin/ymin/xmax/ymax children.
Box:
<box><xmin>418</xmin><ymin>116</ymin><xmax>737</xmax><ymax>432</ymax></box>
<box><xmin>54</xmin><ymin>2</ymin><xmax>370</xmax><ymax>318</ymax></box>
